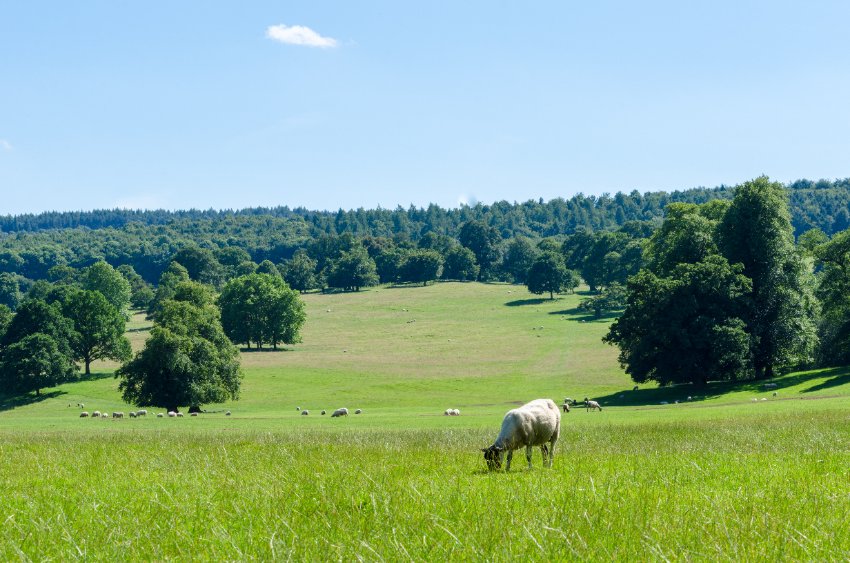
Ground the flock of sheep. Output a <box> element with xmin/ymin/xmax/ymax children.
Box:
<box><xmin>296</xmin><ymin>406</ymin><xmax>362</xmax><ymax>416</ymax></box>
<box><xmin>75</xmin><ymin>403</ymin><xmax>233</xmax><ymax>419</ymax></box>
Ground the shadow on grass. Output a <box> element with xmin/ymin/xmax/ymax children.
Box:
<box><xmin>0</xmin><ymin>390</ymin><xmax>65</xmax><ymax>412</ymax></box>
<box><xmin>126</xmin><ymin>326</ymin><xmax>151</xmax><ymax>333</ymax></box>
<box><xmin>547</xmin><ymin>306</ymin><xmax>621</xmax><ymax>323</ymax></box>
<box><xmin>79</xmin><ymin>371</ymin><xmax>114</xmax><ymax>382</ymax></box>
<box><xmin>505</xmin><ymin>298</ymin><xmax>553</xmax><ymax>307</ymax></box>
<box><xmin>240</xmin><ymin>347</ymin><xmax>294</xmax><ymax>353</ymax></box>
<box><xmin>585</xmin><ymin>367</ymin><xmax>850</xmax><ymax>408</ymax></box>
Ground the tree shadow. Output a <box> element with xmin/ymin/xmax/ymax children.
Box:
<box><xmin>505</xmin><ymin>298</ymin><xmax>552</xmax><ymax>307</ymax></box>
<box><xmin>585</xmin><ymin>367</ymin><xmax>848</xmax><ymax>408</ymax></box>
<box><xmin>547</xmin><ymin>306</ymin><xmax>621</xmax><ymax>323</ymax></box>
<box><xmin>0</xmin><ymin>390</ymin><xmax>65</xmax><ymax>412</ymax></box>
<box><xmin>240</xmin><ymin>347</ymin><xmax>294</xmax><ymax>353</ymax></box>
<box><xmin>79</xmin><ymin>371</ymin><xmax>115</xmax><ymax>382</ymax></box>
<box><xmin>126</xmin><ymin>326</ymin><xmax>151</xmax><ymax>333</ymax></box>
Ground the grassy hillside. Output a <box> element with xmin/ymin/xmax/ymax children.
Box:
<box><xmin>3</xmin><ymin>282</ymin><xmax>850</xmax><ymax>559</ymax></box>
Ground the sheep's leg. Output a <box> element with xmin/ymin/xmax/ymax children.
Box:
<box><xmin>506</xmin><ymin>450</ymin><xmax>513</xmax><ymax>471</ymax></box>
<box><xmin>548</xmin><ymin>439</ymin><xmax>556</xmax><ymax>468</ymax></box>
<box><xmin>525</xmin><ymin>445</ymin><xmax>533</xmax><ymax>469</ymax></box>
<box><xmin>541</xmin><ymin>444</ymin><xmax>549</xmax><ymax>466</ymax></box>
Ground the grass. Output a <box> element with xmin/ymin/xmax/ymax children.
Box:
<box><xmin>2</xmin><ymin>282</ymin><xmax>850</xmax><ymax>559</ymax></box>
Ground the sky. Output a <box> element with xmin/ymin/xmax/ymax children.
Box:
<box><xmin>1</xmin><ymin>1</ymin><xmax>849</xmax><ymax>214</ymax></box>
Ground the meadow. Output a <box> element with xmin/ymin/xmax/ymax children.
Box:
<box><xmin>2</xmin><ymin>282</ymin><xmax>850</xmax><ymax>560</ymax></box>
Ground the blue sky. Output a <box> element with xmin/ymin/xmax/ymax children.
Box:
<box><xmin>1</xmin><ymin>1</ymin><xmax>849</xmax><ymax>214</ymax></box>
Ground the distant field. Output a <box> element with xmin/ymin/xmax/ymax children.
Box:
<box><xmin>2</xmin><ymin>282</ymin><xmax>850</xmax><ymax>559</ymax></box>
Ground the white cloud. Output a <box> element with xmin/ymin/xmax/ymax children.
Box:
<box><xmin>0</xmin><ymin>139</ymin><xmax>12</xmax><ymax>151</ymax></box>
<box><xmin>266</xmin><ymin>24</ymin><xmax>338</xmax><ymax>48</ymax></box>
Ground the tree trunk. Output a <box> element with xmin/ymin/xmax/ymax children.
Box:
<box><xmin>85</xmin><ymin>358</ymin><xmax>91</xmax><ymax>375</ymax></box>
<box><xmin>549</xmin><ymin>290</ymin><xmax>554</xmax><ymax>299</ymax></box>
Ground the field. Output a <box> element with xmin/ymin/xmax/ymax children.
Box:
<box><xmin>3</xmin><ymin>282</ymin><xmax>850</xmax><ymax>560</ymax></box>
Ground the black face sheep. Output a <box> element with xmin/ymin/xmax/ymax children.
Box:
<box><xmin>355</xmin><ymin>409</ymin><xmax>362</xmax><ymax>414</ymax></box>
<box><xmin>301</xmin><ymin>410</ymin><xmax>309</xmax><ymax>416</ymax></box>
<box><xmin>321</xmin><ymin>410</ymin><xmax>326</xmax><ymax>415</ymax></box>
<box><xmin>481</xmin><ymin>399</ymin><xmax>561</xmax><ymax>471</ymax></box>
<box><xmin>331</xmin><ymin>408</ymin><xmax>348</xmax><ymax>417</ymax></box>
<box><xmin>586</xmin><ymin>400</ymin><xmax>602</xmax><ymax>412</ymax></box>
<box><xmin>80</xmin><ymin>412</ymin><xmax>89</xmax><ymax>418</ymax></box>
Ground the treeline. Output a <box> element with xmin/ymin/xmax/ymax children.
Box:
<box><xmin>2</xmin><ymin>178</ymin><xmax>849</xmax><ymax>238</ymax></box>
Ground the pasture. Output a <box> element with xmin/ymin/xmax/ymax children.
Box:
<box><xmin>2</xmin><ymin>282</ymin><xmax>850</xmax><ymax>560</ymax></box>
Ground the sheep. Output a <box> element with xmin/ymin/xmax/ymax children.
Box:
<box><xmin>772</xmin><ymin>391</ymin><xmax>778</xmax><ymax>397</ymax></box>
<box><xmin>92</xmin><ymin>411</ymin><xmax>101</xmax><ymax>418</ymax></box>
<box><xmin>176</xmin><ymin>412</ymin><xmax>184</xmax><ymax>417</ymax></box>
<box><xmin>355</xmin><ymin>409</ymin><xmax>362</xmax><ymax>414</ymax></box>
<box><xmin>137</xmin><ymin>409</ymin><xmax>147</xmax><ymax>417</ymax></box>
<box><xmin>101</xmin><ymin>412</ymin><xmax>110</xmax><ymax>418</ymax></box>
<box><xmin>168</xmin><ymin>411</ymin><xmax>177</xmax><ymax>417</ymax></box>
<box><xmin>301</xmin><ymin>410</ymin><xmax>309</xmax><ymax>416</ymax></box>
<box><xmin>481</xmin><ymin>398</ymin><xmax>560</xmax><ymax>471</ymax></box>
<box><xmin>296</xmin><ymin>407</ymin><xmax>301</xmax><ymax>411</ymax></box>
<box><xmin>225</xmin><ymin>410</ymin><xmax>231</xmax><ymax>416</ymax></box>
<box><xmin>112</xmin><ymin>412</ymin><xmax>124</xmax><ymax>419</ymax></box>
<box><xmin>451</xmin><ymin>409</ymin><xmax>460</xmax><ymax>416</ymax></box>
<box><xmin>562</xmin><ymin>402</ymin><xmax>571</xmax><ymax>413</ymax></box>
<box><xmin>129</xmin><ymin>412</ymin><xmax>137</xmax><ymax>418</ymax></box>
<box><xmin>586</xmin><ymin>400</ymin><xmax>602</xmax><ymax>412</ymax></box>
<box><xmin>321</xmin><ymin>410</ymin><xmax>327</xmax><ymax>415</ymax></box>
<box><xmin>80</xmin><ymin>412</ymin><xmax>89</xmax><ymax>418</ymax></box>
<box><xmin>156</xmin><ymin>413</ymin><xmax>164</xmax><ymax>418</ymax></box>
<box><xmin>633</xmin><ymin>386</ymin><xmax>639</xmax><ymax>391</ymax></box>
<box><xmin>331</xmin><ymin>408</ymin><xmax>349</xmax><ymax>417</ymax></box>
<box><xmin>190</xmin><ymin>412</ymin><xmax>198</xmax><ymax>417</ymax></box>
<box><xmin>444</xmin><ymin>409</ymin><xmax>452</xmax><ymax>416</ymax></box>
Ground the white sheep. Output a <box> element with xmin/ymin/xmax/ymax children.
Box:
<box><xmin>101</xmin><ymin>412</ymin><xmax>109</xmax><ymax>418</ymax></box>
<box><xmin>129</xmin><ymin>412</ymin><xmax>137</xmax><ymax>418</ymax></box>
<box><xmin>331</xmin><ymin>408</ymin><xmax>349</xmax><ymax>417</ymax></box>
<box><xmin>482</xmin><ymin>398</ymin><xmax>560</xmax><ymax>471</ymax></box>
<box><xmin>137</xmin><ymin>409</ymin><xmax>147</xmax><ymax>417</ymax></box>
<box><xmin>168</xmin><ymin>411</ymin><xmax>177</xmax><ymax>417</ymax></box>
<box><xmin>92</xmin><ymin>411</ymin><xmax>101</xmax><ymax>418</ymax></box>
<box><xmin>301</xmin><ymin>410</ymin><xmax>309</xmax><ymax>416</ymax></box>
<box><xmin>112</xmin><ymin>412</ymin><xmax>124</xmax><ymax>419</ymax></box>
<box><xmin>562</xmin><ymin>402</ymin><xmax>571</xmax><ymax>413</ymax></box>
<box><xmin>80</xmin><ymin>411</ymin><xmax>89</xmax><ymax>418</ymax></box>
<box><xmin>225</xmin><ymin>410</ymin><xmax>231</xmax><ymax>416</ymax></box>
<box><xmin>190</xmin><ymin>412</ymin><xmax>198</xmax><ymax>417</ymax></box>
<box><xmin>586</xmin><ymin>400</ymin><xmax>602</xmax><ymax>411</ymax></box>
<box><xmin>444</xmin><ymin>409</ymin><xmax>452</xmax><ymax>416</ymax></box>
<box><xmin>176</xmin><ymin>412</ymin><xmax>184</xmax><ymax>417</ymax></box>
<box><xmin>451</xmin><ymin>409</ymin><xmax>460</xmax><ymax>416</ymax></box>
<box><xmin>156</xmin><ymin>413</ymin><xmax>164</xmax><ymax>418</ymax></box>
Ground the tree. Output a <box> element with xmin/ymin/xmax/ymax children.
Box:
<box><xmin>219</xmin><ymin>273</ymin><xmax>306</xmax><ymax>349</ymax></box>
<box><xmin>502</xmin><ymin>237</ymin><xmax>538</xmax><ymax>284</ymax></box>
<box><xmin>0</xmin><ymin>333</ymin><xmax>78</xmax><ymax>396</ymax></box>
<box><xmin>281</xmin><ymin>251</ymin><xmax>319</xmax><ymax>293</ymax></box>
<box><xmin>117</xmin><ymin>300</ymin><xmax>242</xmax><ymax>412</ymax></box>
<box><xmin>2</xmin><ymin>299</ymin><xmax>77</xmax><ymax>360</ymax></box>
<box><xmin>84</xmin><ymin>261</ymin><xmax>131</xmax><ymax>316</ymax></box>
<box><xmin>442</xmin><ymin>246</ymin><xmax>479</xmax><ymax>281</ymax></box>
<box><xmin>814</xmin><ymin>229</ymin><xmax>850</xmax><ymax>365</ymax></box>
<box><xmin>718</xmin><ymin>176</ymin><xmax>818</xmax><ymax>378</ymax></box>
<box><xmin>326</xmin><ymin>246</ymin><xmax>378</xmax><ymax>291</ymax></box>
<box><xmin>399</xmin><ymin>249</ymin><xmax>443</xmax><ymax>286</ymax></box>
<box><xmin>458</xmin><ymin>221</ymin><xmax>501</xmax><ymax>280</ymax></box>
<box><xmin>526</xmin><ymin>252</ymin><xmax>569</xmax><ymax>299</ymax></box>
<box><xmin>61</xmin><ymin>289</ymin><xmax>132</xmax><ymax>375</ymax></box>
<box><xmin>149</xmin><ymin>262</ymin><xmax>190</xmax><ymax>315</ymax></box>
<box><xmin>0</xmin><ymin>304</ymin><xmax>12</xmax><ymax>342</ymax></box>
<box><xmin>579</xmin><ymin>282</ymin><xmax>627</xmax><ymax>319</ymax></box>
<box><xmin>172</xmin><ymin>246</ymin><xmax>223</xmax><ymax>287</ymax></box>
<box><xmin>604</xmin><ymin>256</ymin><xmax>752</xmax><ymax>386</ymax></box>
<box><xmin>117</xmin><ymin>264</ymin><xmax>155</xmax><ymax>309</ymax></box>
<box><xmin>0</xmin><ymin>272</ymin><xmax>21</xmax><ymax>311</ymax></box>
<box><xmin>256</xmin><ymin>260</ymin><xmax>281</xmax><ymax>277</ymax></box>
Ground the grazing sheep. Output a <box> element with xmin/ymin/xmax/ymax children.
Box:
<box><xmin>168</xmin><ymin>411</ymin><xmax>177</xmax><ymax>417</ymax></box>
<box><xmin>331</xmin><ymin>408</ymin><xmax>349</xmax><ymax>418</ymax></box>
<box><xmin>451</xmin><ymin>409</ymin><xmax>460</xmax><ymax>416</ymax></box>
<box><xmin>355</xmin><ymin>409</ymin><xmax>362</xmax><ymax>414</ymax></box>
<box><xmin>92</xmin><ymin>411</ymin><xmax>101</xmax><ymax>418</ymax></box>
<box><xmin>225</xmin><ymin>410</ymin><xmax>231</xmax><ymax>416</ymax></box>
<box><xmin>80</xmin><ymin>412</ymin><xmax>89</xmax><ymax>418</ymax></box>
<box><xmin>562</xmin><ymin>402</ymin><xmax>571</xmax><ymax>413</ymax></box>
<box><xmin>321</xmin><ymin>410</ymin><xmax>326</xmax><ymax>415</ymax></box>
<box><xmin>157</xmin><ymin>413</ymin><xmax>164</xmax><ymax>418</ymax></box>
<box><xmin>586</xmin><ymin>400</ymin><xmax>602</xmax><ymax>412</ymax></box>
<box><xmin>481</xmin><ymin>398</ymin><xmax>561</xmax><ymax>471</ymax></box>
<box><xmin>296</xmin><ymin>407</ymin><xmax>301</xmax><ymax>411</ymax></box>
<box><xmin>101</xmin><ymin>412</ymin><xmax>109</xmax><ymax>418</ymax></box>
<box><xmin>444</xmin><ymin>409</ymin><xmax>452</xmax><ymax>416</ymax></box>
<box><xmin>176</xmin><ymin>412</ymin><xmax>184</xmax><ymax>417</ymax></box>
<box><xmin>129</xmin><ymin>412</ymin><xmax>137</xmax><ymax>418</ymax></box>
<box><xmin>112</xmin><ymin>412</ymin><xmax>124</xmax><ymax>419</ymax></box>
<box><xmin>301</xmin><ymin>410</ymin><xmax>309</xmax><ymax>416</ymax></box>
<box><xmin>773</xmin><ymin>391</ymin><xmax>778</xmax><ymax>397</ymax></box>
<box><xmin>137</xmin><ymin>410</ymin><xmax>147</xmax><ymax>417</ymax></box>
<box><xmin>190</xmin><ymin>412</ymin><xmax>198</xmax><ymax>417</ymax></box>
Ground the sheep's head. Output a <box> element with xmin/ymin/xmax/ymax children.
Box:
<box><xmin>481</xmin><ymin>445</ymin><xmax>504</xmax><ymax>471</ymax></box>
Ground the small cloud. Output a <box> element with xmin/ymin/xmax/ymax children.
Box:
<box><xmin>458</xmin><ymin>194</ymin><xmax>478</xmax><ymax>207</ymax></box>
<box><xmin>266</xmin><ymin>24</ymin><xmax>338</xmax><ymax>48</ymax></box>
<box><xmin>0</xmin><ymin>139</ymin><xmax>12</xmax><ymax>151</ymax></box>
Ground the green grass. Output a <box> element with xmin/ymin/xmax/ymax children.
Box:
<box><xmin>2</xmin><ymin>282</ymin><xmax>850</xmax><ymax>559</ymax></box>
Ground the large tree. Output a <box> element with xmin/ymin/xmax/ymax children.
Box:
<box><xmin>61</xmin><ymin>289</ymin><xmax>132</xmax><ymax>374</ymax></box>
<box><xmin>442</xmin><ymin>246</ymin><xmax>479</xmax><ymax>281</ymax></box>
<box><xmin>326</xmin><ymin>246</ymin><xmax>379</xmax><ymax>291</ymax></box>
<box><xmin>502</xmin><ymin>237</ymin><xmax>538</xmax><ymax>284</ymax></box>
<box><xmin>526</xmin><ymin>252</ymin><xmax>570</xmax><ymax>299</ymax></box>
<box><xmin>399</xmin><ymin>249</ymin><xmax>443</xmax><ymax>286</ymax></box>
<box><xmin>0</xmin><ymin>333</ymin><xmax>78</xmax><ymax>396</ymax></box>
<box><xmin>281</xmin><ymin>250</ymin><xmax>319</xmax><ymax>293</ymax></box>
<box><xmin>458</xmin><ymin>221</ymin><xmax>501</xmax><ymax>280</ymax></box>
<box><xmin>84</xmin><ymin>261</ymin><xmax>131</xmax><ymax>316</ymax></box>
<box><xmin>117</xmin><ymin>299</ymin><xmax>242</xmax><ymax>412</ymax></box>
<box><xmin>717</xmin><ymin>176</ymin><xmax>818</xmax><ymax>378</ymax></box>
<box><xmin>219</xmin><ymin>273</ymin><xmax>306</xmax><ymax>350</ymax></box>
<box><xmin>604</xmin><ymin>256</ymin><xmax>752</xmax><ymax>386</ymax></box>
<box><xmin>814</xmin><ymin>229</ymin><xmax>850</xmax><ymax>365</ymax></box>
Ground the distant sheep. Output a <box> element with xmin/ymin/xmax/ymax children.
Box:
<box><xmin>481</xmin><ymin>398</ymin><xmax>560</xmax><ymax>471</ymax></box>
<box><xmin>444</xmin><ymin>408</ymin><xmax>460</xmax><ymax>416</ymax></box>
<box><xmin>92</xmin><ymin>411</ymin><xmax>101</xmax><ymax>418</ymax></box>
<box><xmin>156</xmin><ymin>413</ymin><xmax>164</xmax><ymax>418</ymax></box>
<box><xmin>331</xmin><ymin>408</ymin><xmax>348</xmax><ymax>417</ymax></box>
<box><xmin>168</xmin><ymin>411</ymin><xmax>177</xmax><ymax>417</ymax></box>
<box><xmin>176</xmin><ymin>412</ymin><xmax>184</xmax><ymax>417</ymax></box>
<box><xmin>225</xmin><ymin>410</ymin><xmax>231</xmax><ymax>416</ymax></box>
<box><xmin>562</xmin><ymin>402</ymin><xmax>571</xmax><ymax>413</ymax></box>
<box><xmin>321</xmin><ymin>410</ymin><xmax>326</xmax><ymax>415</ymax></box>
<box><xmin>80</xmin><ymin>412</ymin><xmax>89</xmax><ymax>418</ymax></box>
<box><xmin>355</xmin><ymin>409</ymin><xmax>362</xmax><ymax>414</ymax></box>
<box><xmin>444</xmin><ymin>409</ymin><xmax>452</xmax><ymax>416</ymax></box>
<box><xmin>296</xmin><ymin>407</ymin><xmax>301</xmax><ymax>411</ymax></box>
<box><xmin>586</xmin><ymin>400</ymin><xmax>602</xmax><ymax>412</ymax></box>
<box><xmin>301</xmin><ymin>410</ymin><xmax>309</xmax><ymax>416</ymax></box>
<box><xmin>451</xmin><ymin>409</ymin><xmax>460</xmax><ymax>416</ymax></box>
<box><xmin>190</xmin><ymin>412</ymin><xmax>198</xmax><ymax>417</ymax></box>
<box><xmin>101</xmin><ymin>412</ymin><xmax>109</xmax><ymax>419</ymax></box>
<box><xmin>137</xmin><ymin>409</ymin><xmax>147</xmax><ymax>417</ymax></box>
<box><xmin>129</xmin><ymin>412</ymin><xmax>137</xmax><ymax>418</ymax></box>
<box><xmin>112</xmin><ymin>412</ymin><xmax>124</xmax><ymax>419</ymax></box>
<box><xmin>633</xmin><ymin>386</ymin><xmax>639</xmax><ymax>391</ymax></box>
